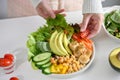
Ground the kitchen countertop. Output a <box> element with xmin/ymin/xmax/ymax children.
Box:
<box><xmin>0</xmin><ymin>9</ymin><xmax>120</xmax><ymax>80</ymax></box>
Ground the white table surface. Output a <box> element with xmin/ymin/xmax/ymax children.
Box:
<box><xmin>0</xmin><ymin>10</ymin><xmax>120</xmax><ymax>80</ymax></box>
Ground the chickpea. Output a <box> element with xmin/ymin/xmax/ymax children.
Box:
<box><xmin>68</xmin><ymin>65</ymin><xmax>73</xmax><ymax>73</ymax></box>
<box><xmin>63</xmin><ymin>63</ymin><xmax>69</xmax><ymax>66</ymax></box>
<box><xmin>80</xmin><ymin>64</ymin><xmax>86</xmax><ymax>69</ymax></box>
<box><xmin>51</xmin><ymin>58</ymin><xmax>56</xmax><ymax>64</ymax></box>
<box><xmin>72</xmin><ymin>63</ymin><xmax>78</xmax><ymax>72</ymax></box>
<box><xmin>63</xmin><ymin>57</ymin><xmax>67</xmax><ymax>62</ymax></box>
<box><xmin>66</xmin><ymin>56</ymin><xmax>70</xmax><ymax>60</ymax></box>
<box><xmin>71</xmin><ymin>55</ymin><xmax>75</xmax><ymax>60</ymax></box>
<box><xmin>58</xmin><ymin>57</ymin><xmax>64</xmax><ymax>63</ymax></box>
<box><xmin>56</xmin><ymin>55</ymin><xmax>59</xmax><ymax>58</ymax></box>
<box><xmin>75</xmin><ymin>61</ymin><xmax>80</xmax><ymax>69</ymax></box>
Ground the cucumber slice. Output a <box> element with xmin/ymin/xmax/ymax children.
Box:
<box><xmin>36</xmin><ymin>42</ymin><xmax>44</xmax><ymax>52</ymax></box>
<box><xmin>42</xmin><ymin>42</ymin><xmax>51</xmax><ymax>52</ymax></box>
<box><xmin>36</xmin><ymin>57</ymin><xmax>51</xmax><ymax>66</ymax></box>
<box><xmin>31</xmin><ymin>61</ymin><xmax>39</xmax><ymax>70</ymax></box>
<box><xmin>41</xmin><ymin>62</ymin><xmax>51</xmax><ymax>69</ymax></box>
<box><xmin>33</xmin><ymin>52</ymin><xmax>51</xmax><ymax>62</ymax></box>
<box><xmin>42</xmin><ymin>67</ymin><xmax>51</xmax><ymax>75</ymax></box>
<box><xmin>28</xmin><ymin>50</ymin><xmax>34</xmax><ymax>61</ymax></box>
<box><xmin>37</xmin><ymin>42</ymin><xmax>51</xmax><ymax>52</ymax></box>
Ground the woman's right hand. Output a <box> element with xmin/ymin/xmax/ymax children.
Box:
<box><xmin>36</xmin><ymin>0</ymin><xmax>64</xmax><ymax>19</ymax></box>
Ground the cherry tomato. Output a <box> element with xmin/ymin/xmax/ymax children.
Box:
<box><xmin>0</xmin><ymin>58</ymin><xmax>12</xmax><ymax>67</ymax></box>
<box><xmin>4</xmin><ymin>54</ymin><xmax>14</xmax><ymax>61</ymax></box>
<box><xmin>79</xmin><ymin>29</ymin><xmax>90</xmax><ymax>38</ymax></box>
<box><xmin>9</xmin><ymin>77</ymin><xmax>19</xmax><ymax>80</ymax></box>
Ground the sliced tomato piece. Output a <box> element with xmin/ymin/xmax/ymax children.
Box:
<box><xmin>79</xmin><ymin>29</ymin><xmax>90</xmax><ymax>38</ymax></box>
<box><xmin>4</xmin><ymin>53</ymin><xmax>14</xmax><ymax>61</ymax></box>
<box><xmin>72</xmin><ymin>33</ymin><xmax>81</xmax><ymax>42</ymax></box>
<box><xmin>0</xmin><ymin>58</ymin><xmax>13</xmax><ymax>67</ymax></box>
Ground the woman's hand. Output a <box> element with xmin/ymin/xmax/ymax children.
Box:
<box><xmin>80</xmin><ymin>13</ymin><xmax>104</xmax><ymax>38</ymax></box>
<box><xmin>36</xmin><ymin>0</ymin><xmax>64</xmax><ymax>19</ymax></box>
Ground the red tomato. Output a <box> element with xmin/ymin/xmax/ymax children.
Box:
<box><xmin>0</xmin><ymin>58</ymin><xmax>12</xmax><ymax>67</ymax></box>
<box><xmin>9</xmin><ymin>77</ymin><xmax>19</xmax><ymax>80</ymax></box>
<box><xmin>79</xmin><ymin>29</ymin><xmax>90</xmax><ymax>38</ymax></box>
<box><xmin>4</xmin><ymin>54</ymin><xmax>14</xmax><ymax>61</ymax></box>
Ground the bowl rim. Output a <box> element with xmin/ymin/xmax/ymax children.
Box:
<box><xmin>102</xmin><ymin>24</ymin><xmax>120</xmax><ymax>42</ymax></box>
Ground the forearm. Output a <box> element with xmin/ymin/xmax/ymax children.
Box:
<box><xmin>82</xmin><ymin>0</ymin><xmax>103</xmax><ymax>14</ymax></box>
<box><xmin>30</xmin><ymin>0</ymin><xmax>42</xmax><ymax>7</ymax></box>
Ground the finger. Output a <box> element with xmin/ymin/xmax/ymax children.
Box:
<box><xmin>81</xmin><ymin>14</ymin><xmax>91</xmax><ymax>32</ymax></box>
<box><xmin>87</xmin><ymin>31</ymin><xmax>96</xmax><ymax>39</ymax></box>
<box><xmin>54</xmin><ymin>9</ymin><xmax>65</xmax><ymax>14</ymax></box>
<box><xmin>79</xmin><ymin>23</ymin><xmax>82</xmax><ymax>27</ymax></box>
<box><xmin>61</xmin><ymin>13</ymin><xmax>66</xmax><ymax>16</ymax></box>
<box><xmin>49</xmin><ymin>10</ymin><xmax>56</xmax><ymax>19</ymax></box>
<box><xmin>87</xmin><ymin>22</ymin><xmax>101</xmax><ymax>38</ymax></box>
<box><xmin>37</xmin><ymin>8</ymin><xmax>49</xmax><ymax>19</ymax></box>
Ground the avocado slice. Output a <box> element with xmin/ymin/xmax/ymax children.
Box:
<box><xmin>109</xmin><ymin>47</ymin><xmax>120</xmax><ymax>72</ymax></box>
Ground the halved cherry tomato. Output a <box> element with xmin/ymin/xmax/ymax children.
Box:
<box><xmin>79</xmin><ymin>29</ymin><xmax>90</xmax><ymax>38</ymax></box>
<box><xmin>0</xmin><ymin>58</ymin><xmax>12</xmax><ymax>67</ymax></box>
<box><xmin>4</xmin><ymin>54</ymin><xmax>14</xmax><ymax>61</ymax></box>
<box><xmin>9</xmin><ymin>77</ymin><xmax>19</xmax><ymax>80</ymax></box>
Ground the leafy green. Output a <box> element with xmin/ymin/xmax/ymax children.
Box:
<box><xmin>26</xmin><ymin>14</ymin><xmax>74</xmax><ymax>55</ymax></box>
<box><xmin>111</xmin><ymin>10</ymin><xmax>120</xmax><ymax>24</ymax></box>
<box><xmin>47</xmin><ymin>14</ymin><xmax>67</xmax><ymax>28</ymax></box>
<box><xmin>26</xmin><ymin>34</ymin><xmax>39</xmax><ymax>55</ymax></box>
<box><xmin>47</xmin><ymin>14</ymin><xmax>74</xmax><ymax>39</ymax></box>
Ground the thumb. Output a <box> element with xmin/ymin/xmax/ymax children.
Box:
<box><xmin>81</xmin><ymin>14</ymin><xmax>91</xmax><ymax>32</ymax></box>
<box><xmin>49</xmin><ymin>10</ymin><xmax>56</xmax><ymax>19</ymax></box>
<box><xmin>46</xmin><ymin>7</ymin><xmax>55</xmax><ymax>19</ymax></box>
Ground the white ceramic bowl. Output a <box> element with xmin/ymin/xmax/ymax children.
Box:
<box><xmin>103</xmin><ymin>7</ymin><xmax>120</xmax><ymax>43</ymax></box>
<box><xmin>103</xmin><ymin>24</ymin><xmax>120</xmax><ymax>43</ymax></box>
<box><xmin>45</xmin><ymin>43</ymin><xmax>95</xmax><ymax>79</ymax></box>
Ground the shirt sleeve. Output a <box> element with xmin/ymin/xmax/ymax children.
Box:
<box><xmin>82</xmin><ymin>0</ymin><xmax>103</xmax><ymax>14</ymax></box>
<box><xmin>30</xmin><ymin>0</ymin><xmax>41</xmax><ymax>8</ymax></box>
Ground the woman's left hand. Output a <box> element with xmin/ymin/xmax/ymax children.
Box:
<box><xmin>80</xmin><ymin>13</ymin><xmax>104</xmax><ymax>38</ymax></box>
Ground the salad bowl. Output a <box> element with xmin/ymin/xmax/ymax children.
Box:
<box><xmin>26</xmin><ymin>14</ymin><xmax>95</xmax><ymax>79</ymax></box>
<box><xmin>103</xmin><ymin>9</ymin><xmax>120</xmax><ymax>42</ymax></box>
